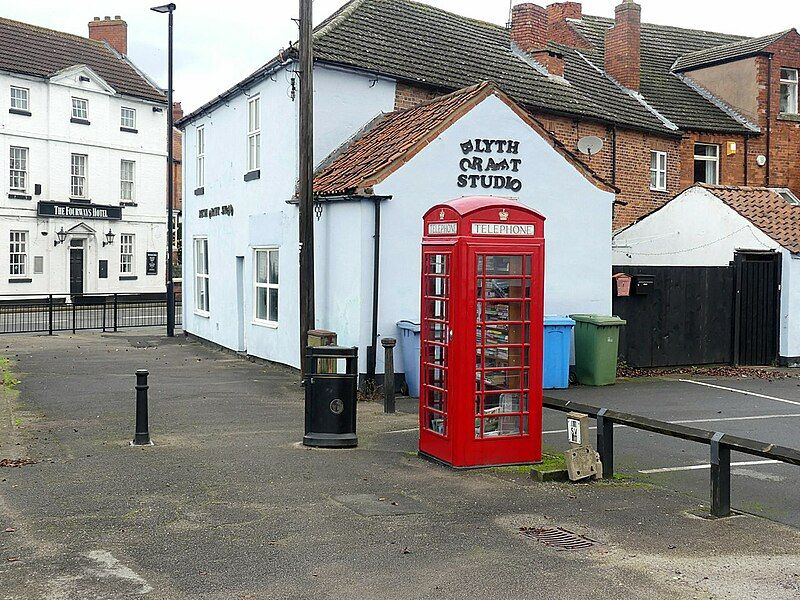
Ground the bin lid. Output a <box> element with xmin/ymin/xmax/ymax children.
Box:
<box><xmin>396</xmin><ymin>320</ymin><xmax>421</xmax><ymax>332</ymax></box>
<box><xmin>569</xmin><ymin>313</ymin><xmax>626</xmax><ymax>326</ymax></box>
<box><xmin>544</xmin><ymin>315</ymin><xmax>575</xmax><ymax>326</ymax></box>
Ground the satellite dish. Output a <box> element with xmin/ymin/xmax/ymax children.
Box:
<box><xmin>577</xmin><ymin>135</ymin><xmax>604</xmax><ymax>156</ymax></box>
<box><xmin>756</xmin><ymin>154</ymin><xmax>767</xmax><ymax>167</ymax></box>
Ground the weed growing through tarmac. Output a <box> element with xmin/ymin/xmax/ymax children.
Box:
<box><xmin>0</xmin><ymin>356</ymin><xmax>19</xmax><ymax>389</ymax></box>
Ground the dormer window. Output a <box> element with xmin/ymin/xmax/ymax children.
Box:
<box><xmin>780</xmin><ymin>68</ymin><xmax>798</xmax><ymax>114</ymax></box>
<box><xmin>10</xmin><ymin>86</ymin><xmax>29</xmax><ymax>112</ymax></box>
<box><xmin>71</xmin><ymin>97</ymin><xmax>88</xmax><ymax>121</ymax></box>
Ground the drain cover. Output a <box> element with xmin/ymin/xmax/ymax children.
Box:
<box><xmin>520</xmin><ymin>526</ymin><xmax>597</xmax><ymax>550</ymax></box>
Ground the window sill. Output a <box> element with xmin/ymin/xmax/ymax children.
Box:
<box><xmin>9</xmin><ymin>108</ymin><xmax>31</xmax><ymax>116</ymax></box>
<box><xmin>69</xmin><ymin>197</ymin><xmax>91</xmax><ymax>204</ymax></box>
<box><xmin>70</xmin><ymin>117</ymin><xmax>90</xmax><ymax>125</ymax></box>
<box><xmin>8</xmin><ymin>193</ymin><xmax>31</xmax><ymax>200</ymax></box>
<box><xmin>194</xmin><ymin>310</ymin><xmax>210</xmax><ymax>318</ymax></box>
<box><xmin>252</xmin><ymin>319</ymin><xmax>278</xmax><ymax>329</ymax></box>
<box><xmin>244</xmin><ymin>169</ymin><xmax>261</xmax><ymax>182</ymax></box>
<box><xmin>778</xmin><ymin>112</ymin><xmax>800</xmax><ymax>122</ymax></box>
<box><xmin>650</xmin><ymin>187</ymin><xmax>668</xmax><ymax>193</ymax></box>
<box><xmin>8</xmin><ymin>278</ymin><xmax>32</xmax><ymax>283</ymax></box>
<box><xmin>194</xmin><ymin>187</ymin><xmax>205</xmax><ymax>196</ymax></box>
<box><xmin>119</xmin><ymin>275</ymin><xmax>138</xmax><ymax>281</ymax></box>
<box><xmin>120</xmin><ymin>126</ymin><xmax>138</xmax><ymax>133</ymax></box>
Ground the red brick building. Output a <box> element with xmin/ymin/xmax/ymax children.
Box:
<box><xmin>308</xmin><ymin>0</ymin><xmax>799</xmax><ymax>228</ymax></box>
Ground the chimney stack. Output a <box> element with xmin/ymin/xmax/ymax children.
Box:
<box><xmin>172</xmin><ymin>102</ymin><xmax>184</xmax><ymax>123</ymax></box>
<box><xmin>88</xmin><ymin>16</ymin><xmax>128</xmax><ymax>55</ymax></box>
<box><xmin>604</xmin><ymin>0</ymin><xmax>641</xmax><ymax>91</ymax></box>
<box><xmin>510</xmin><ymin>3</ymin><xmax>548</xmax><ymax>53</ymax></box>
<box><xmin>546</xmin><ymin>2</ymin><xmax>591</xmax><ymax>48</ymax></box>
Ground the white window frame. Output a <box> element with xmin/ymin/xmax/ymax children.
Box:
<box><xmin>120</xmin><ymin>106</ymin><xmax>137</xmax><ymax>129</ymax></box>
<box><xmin>9</xmin><ymin>230</ymin><xmax>28</xmax><ymax>277</ymax></box>
<box><xmin>649</xmin><ymin>150</ymin><xmax>667</xmax><ymax>191</ymax></box>
<box><xmin>196</xmin><ymin>126</ymin><xmax>205</xmax><ymax>188</ymax></box>
<box><xmin>194</xmin><ymin>237</ymin><xmax>210</xmax><ymax>315</ymax></box>
<box><xmin>253</xmin><ymin>247</ymin><xmax>279</xmax><ymax>327</ymax></box>
<box><xmin>120</xmin><ymin>159</ymin><xmax>135</xmax><ymax>202</ymax></box>
<box><xmin>119</xmin><ymin>233</ymin><xmax>135</xmax><ymax>275</ymax></box>
<box><xmin>693</xmin><ymin>143</ymin><xmax>720</xmax><ymax>185</ymax></box>
<box><xmin>9</xmin><ymin>146</ymin><xmax>28</xmax><ymax>192</ymax></box>
<box><xmin>71</xmin><ymin>153</ymin><xmax>88</xmax><ymax>198</ymax></box>
<box><xmin>780</xmin><ymin>68</ymin><xmax>798</xmax><ymax>114</ymax></box>
<box><xmin>10</xmin><ymin>86</ymin><xmax>29</xmax><ymax>111</ymax></box>
<box><xmin>247</xmin><ymin>95</ymin><xmax>261</xmax><ymax>172</ymax></box>
<box><xmin>71</xmin><ymin>97</ymin><xmax>88</xmax><ymax>120</ymax></box>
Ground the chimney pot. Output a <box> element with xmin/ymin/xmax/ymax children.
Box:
<box><xmin>93</xmin><ymin>16</ymin><xmax>100</xmax><ymax>21</ymax></box>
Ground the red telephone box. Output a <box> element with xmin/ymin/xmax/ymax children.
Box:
<box><xmin>418</xmin><ymin>196</ymin><xmax>545</xmax><ymax>468</ymax></box>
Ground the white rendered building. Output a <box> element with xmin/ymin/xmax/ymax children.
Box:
<box><xmin>0</xmin><ymin>16</ymin><xmax>167</xmax><ymax>298</ymax></box>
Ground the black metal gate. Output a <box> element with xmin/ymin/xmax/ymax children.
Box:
<box><xmin>734</xmin><ymin>252</ymin><xmax>781</xmax><ymax>366</ymax></box>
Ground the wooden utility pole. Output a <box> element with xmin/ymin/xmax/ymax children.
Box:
<box><xmin>298</xmin><ymin>0</ymin><xmax>315</xmax><ymax>376</ymax></box>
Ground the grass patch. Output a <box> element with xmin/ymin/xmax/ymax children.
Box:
<box><xmin>531</xmin><ymin>452</ymin><xmax>567</xmax><ymax>472</ymax></box>
<box><xmin>0</xmin><ymin>357</ymin><xmax>19</xmax><ymax>389</ymax></box>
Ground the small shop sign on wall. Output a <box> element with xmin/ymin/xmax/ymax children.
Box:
<box><xmin>457</xmin><ymin>138</ymin><xmax>523</xmax><ymax>192</ymax></box>
<box><xmin>146</xmin><ymin>252</ymin><xmax>158</xmax><ymax>275</ymax></box>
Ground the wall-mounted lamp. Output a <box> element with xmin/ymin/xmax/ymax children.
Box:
<box><xmin>102</xmin><ymin>228</ymin><xmax>116</xmax><ymax>247</ymax></box>
<box><xmin>53</xmin><ymin>227</ymin><xmax>67</xmax><ymax>247</ymax></box>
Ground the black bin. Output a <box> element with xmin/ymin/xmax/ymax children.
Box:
<box><xmin>303</xmin><ymin>346</ymin><xmax>358</xmax><ymax>448</ymax></box>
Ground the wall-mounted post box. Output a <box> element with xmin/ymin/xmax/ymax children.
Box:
<box><xmin>612</xmin><ymin>273</ymin><xmax>632</xmax><ymax>297</ymax></box>
<box><xmin>632</xmin><ymin>274</ymin><xmax>654</xmax><ymax>295</ymax></box>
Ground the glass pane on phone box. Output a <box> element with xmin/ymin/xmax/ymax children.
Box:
<box><xmin>484</xmin><ymin>302</ymin><xmax>510</xmax><ymax>322</ymax></box>
<box><xmin>428</xmin><ymin>322</ymin><xmax>448</xmax><ymax>342</ymax></box>
<box><xmin>485</xmin><ymin>255</ymin><xmax>522</xmax><ymax>276</ymax></box>
<box><xmin>485</xmin><ymin>278</ymin><xmax>524</xmax><ymax>299</ymax></box>
<box><xmin>483</xmin><ymin>415</ymin><xmax>521</xmax><ymax>436</ymax></box>
<box><xmin>482</xmin><ymin>370</ymin><xmax>521</xmax><ymax>390</ymax></box>
<box><xmin>483</xmin><ymin>347</ymin><xmax>509</xmax><ymax>368</ymax></box>
<box><xmin>425</xmin><ymin>343</ymin><xmax>446</xmax><ymax>365</ymax></box>
<box><xmin>426</xmin><ymin>276</ymin><xmax>447</xmax><ymax>298</ymax></box>
<box><xmin>427</xmin><ymin>299</ymin><xmax>447</xmax><ymax>320</ymax></box>
<box><xmin>429</xmin><ymin>254</ymin><xmax>447</xmax><ymax>275</ymax></box>
<box><xmin>427</xmin><ymin>366</ymin><xmax>446</xmax><ymax>388</ymax></box>
<box><xmin>427</xmin><ymin>413</ymin><xmax>446</xmax><ymax>435</ymax></box>
<box><xmin>427</xmin><ymin>388</ymin><xmax>446</xmax><ymax>411</ymax></box>
<box><xmin>484</xmin><ymin>392</ymin><xmax>520</xmax><ymax>413</ymax></box>
<box><xmin>477</xmin><ymin>255</ymin><xmax>484</xmax><ymax>275</ymax></box>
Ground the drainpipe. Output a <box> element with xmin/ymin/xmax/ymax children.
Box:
<box><xmin>766</xmin><ymin>54</ymin><xmax>773</xmax><ymax>186</ymax></box>
<box><xmin>366</xmin><ymin>195</ymin><xmax>392</xmax><ymax>385</ymax></box>
<box><xmin>611</xmin><ymin>125</ymin><xmax>618</xmax><ymax>186</ymax></box>
<box><xmin>744</xmin><ymin>135</ymin><xmax>749</xmax><ymax>185</ymax></box>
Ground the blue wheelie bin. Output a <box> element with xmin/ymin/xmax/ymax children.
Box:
<box><xmin>542</xmin><ymin>316</ymin><xmax>575</xmax><ymax>389</ymax></box>
<box><xmin>396</xmin><ymin>320</ymin><xmax>421</xmax><ymax>397</ymax></box>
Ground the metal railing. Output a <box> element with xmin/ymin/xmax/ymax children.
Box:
<box><xmin>0</xmin><ymin>292</ymin><xmax>182</xmax><ymax>335</ymax></box>
<box><xmin>543</xmin><ymin>396</ymin><xmax>800</xmax><ymax>518</ymax></box>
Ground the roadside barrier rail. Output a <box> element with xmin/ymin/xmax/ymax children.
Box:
<box><xmin>543</xmin><ymin>396</ymin><xmax>800</xmax><ymax>518</ymax></box>
<box><xmin>0</xmin><ymin>292</ymin><xmax>182</xmax><ymax>335</ymax></box>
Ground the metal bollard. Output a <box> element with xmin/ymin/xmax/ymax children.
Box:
<box><xmin>710</xmin><ymin>432</ymin><xmax>731</xmax><ymax>517</ymax></box>
<box><xmin>596</xmin><ymin>408</ymin><xmax>614</xmax><ymax>479</ymax></box>
<box><xmin>132</xmin><ymin>369</ymin><xmax>152</xmax><ymax>446</ymax></box>
<box><xmin>381</xmin><ymin>337</ymin><xmax>397</xmax><ymax>414</ymax></box>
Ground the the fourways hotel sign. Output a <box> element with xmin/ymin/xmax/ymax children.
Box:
<box><xmin>457</xmin><ymin>138</ymin><xmax>523</xmax><ymax>192</ymax></box>
<box><xmin>37</xmin><ymin>201</ymin><xmax>122</xmax><ymax>220</ymax></box>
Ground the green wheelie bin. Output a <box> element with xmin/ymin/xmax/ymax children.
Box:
<box><xmin>569</xmin><ymin>314</ymin><xmax>626</xmax><ymax>386</ymax></box>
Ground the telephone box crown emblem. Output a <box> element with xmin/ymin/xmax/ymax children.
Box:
<box><xmin>499</xmin><ymin>209</ymin><xmax>509</xmax><ymax>221</ymax></box>
<box><xmin>439</xmin><ymin>209</ymin><xmax>445</xmax><ymax>220</ymax></box>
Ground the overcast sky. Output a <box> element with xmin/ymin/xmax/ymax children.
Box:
<box><xmin>5</xmin><ymin>0</ymin><xmax>799</xmax><ymax>112</ymax></box>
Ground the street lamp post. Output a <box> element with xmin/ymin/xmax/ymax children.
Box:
<box><xmin>151</xmin><ymin>3</ymin><xmax>176</xmax><ymax>338</ymax></box>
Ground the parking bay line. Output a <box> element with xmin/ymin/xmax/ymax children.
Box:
<box><xmin>679</xmin><ymin>379</ymin><xmax>800</xmax><ymax>407</ymax></box>
<box><xmin>639</xmin><ymin>459</ymin><xmax>780</xmax><ymax>474</ymax></box>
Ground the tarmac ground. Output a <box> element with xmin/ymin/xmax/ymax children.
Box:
<box><xmin>0</xmin><ymin>329</ymin><xmax>798</xmax><ymax>599</ymax></box>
